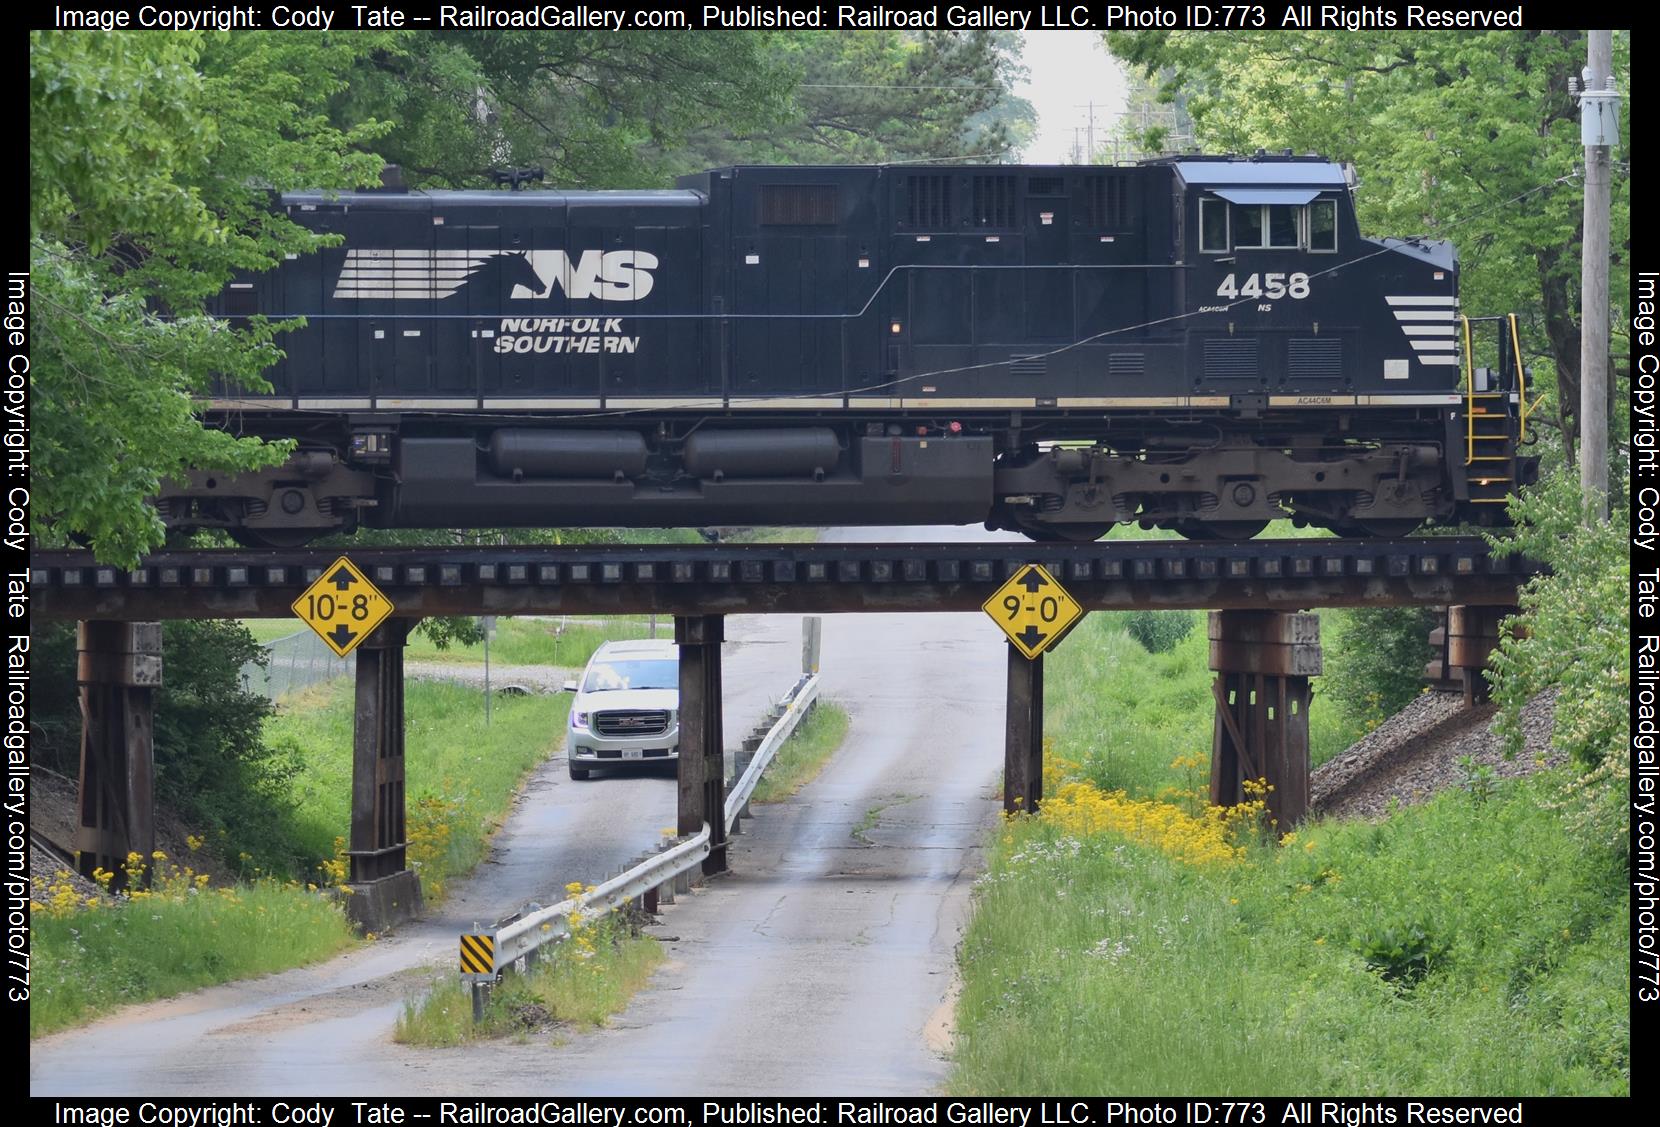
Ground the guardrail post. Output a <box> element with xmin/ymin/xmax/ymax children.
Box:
<box><xmin>470</xmin><ymin>981</ymin><xmax>491</xmax><ymax>1023</ymax></box>
<box><xmin>344</xmin><ymin>619</ymin><xmax>423</xmax><ymax>932</ymax></box>
<box><xmin>676</xmin><ymin>614</ymin><xmax>727</xmax><ymax>876</ymax></box>
<box><xmin>1207</xmin><ymin>611</ymin><xmax>1319</xmax><ymax>829</ymax></box>
<box><xmin>1004</xmin><ymin>644</ymin><xmax>1044</xmax><ymax>815</ymax></box>
<box><xmin>1446</xmin><ymin>604</ymin><xmax>1517</xmax><ymax>707</ymax></box>
<box><xmin>74</xmin><ymin>621</ymin><xmax>161</xmax><ymax>889</ymax></box>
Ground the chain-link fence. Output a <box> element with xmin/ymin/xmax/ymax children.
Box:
<box><xmin>241</xmin><ymin>628</ymin><xmax>354</xmax><ymax>700</ymax></box>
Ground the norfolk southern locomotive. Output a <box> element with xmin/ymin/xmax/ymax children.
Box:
<box><xmin>166</xmin><ymin>154</ymin><xmax>1537</xmax><ymax>544</ymax></box>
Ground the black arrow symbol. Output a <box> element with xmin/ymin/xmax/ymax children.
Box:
<box><xmin>328</xmin><ymin>566</ymin><xmax>357</xmax><ymax>591</ymax></box>
<box><xmin>1016</xmin><ymin>625</ymin><xmax>1047</xmax><ymax>649</ymax></box>
<box><xmin>1017</xmin><ymin>567</ymin><xmax>1050</xmax><ymax>593</ymax></box>
<box><xmin>328</xmin><ymin>624</ymin><xmax>357</xmax><ymax>649</ymax></box>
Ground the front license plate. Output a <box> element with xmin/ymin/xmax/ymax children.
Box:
<box><xmin>621</xmin><ymin>749</ymin><xmax>643</xmax><ymax>760</ymax></box>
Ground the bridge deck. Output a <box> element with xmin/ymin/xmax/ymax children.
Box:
<box><xmin>33</xmin><ymin>538</ymin><xmax>1539</xmax><ymax>621</ymax></box>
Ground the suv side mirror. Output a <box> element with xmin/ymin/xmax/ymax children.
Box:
<box><xmin>561</xmin><ymin>680</ymin><xmax>578</xmax><ymax>693</ymax></box>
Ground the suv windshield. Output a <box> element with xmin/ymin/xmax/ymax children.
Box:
<box><xmin>582</xmin><ymin>659</ymin><xmax>678</xmax><ymax>692</ymax></box>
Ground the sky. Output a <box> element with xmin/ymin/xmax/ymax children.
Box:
<box><xmin>1012</xmin><ymin>31</ymin><xmax>1129</xmax><ymax>164</ymax></box>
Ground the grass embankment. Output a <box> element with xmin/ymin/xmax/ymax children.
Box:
<box><xmin>267</xmin><ymin>679</ymin><xmax>570</xmax><ymax>902</ymax></box>
<box><xmin>949</xmin><ymin>614</ymin><xmax>1629</xmax><ymax>1094</ymax></box>
<box><xmin>31</xmin><ymin>619</ymin><xmax>616</xmax><ymax>1037</ymax></box>
<box><xmin>1043</xmin><ymin>612</ymin><xmax>1361</xmax><ymax>797</ymax></box>
<box><xmin>30</xmin><ymin>860</ymin><xmax>358</xmax><ymax>1038</ymax></box>
<box><xmin>403</xmin><ymin>616</ymin><xmax>658</xmax><ymax>667</ymax></box>
<box><xmin>395</xmin><ymin>910</ymin><xmax>663</xmax><ymax>1045</ymax></box>
<box><xmin>749</xmin><ymin>701</ymin><xmax>850</xmax><ymax>804</ymax></box>
<box><xmin>31</xmin><ymin>680</ymin><xmax>570</xmax><ymax>1037</ymax></box>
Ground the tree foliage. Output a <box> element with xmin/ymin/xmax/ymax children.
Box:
<box><xmin>30</xmin><ymin>32</ymin><xmax>389</xmax><ymax>564</ymax></box>
<box><xmin>670</xmin><ymin>32</ymin><xmax>1030</xmax><ymax>167</ymax></box>
<box><xmin>329</xmin><ymin>31</ymin><xmax>795</xmax><ymax>187</ymax></box>
<box><xmin>1320</xmin><ymin>606</ymin><xmax>1436</xmax><ymax>729</ymax></box>
<box><xmin>1487</xmin><ymin>467</ymin><xmax>1629</xmax><ymax>861</ymax></box>
<box><xmin>1107</xmin><ymin>30</ymin><xmax>1631</xmax><ymax>471</ymax></box>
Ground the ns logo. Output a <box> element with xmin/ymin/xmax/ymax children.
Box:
<box><xmin>331</xmin><ymin>248</ymin><xmax>659</xmax><ymax>302</ymax></box>
<box><xmin>513</xmin><ymin>250</ymin><xmax>659</xmax><ymax>301</ymax></box>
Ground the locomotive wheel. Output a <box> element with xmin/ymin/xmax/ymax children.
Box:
<box><xmin>1175</xmin><ymin>520</ymin><xmax>1270</xmax><ymax>541</ymax></box>
<box><xmin>1018</xmin><ymin>522</ymin><xmax>1115</xmax><ymax>543</ymax></box>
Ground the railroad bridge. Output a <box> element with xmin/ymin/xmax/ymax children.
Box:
<box><xmin>33</xmin><ymin>536</ymin><xmax>1535</xmax><ymax>930</ymax></box>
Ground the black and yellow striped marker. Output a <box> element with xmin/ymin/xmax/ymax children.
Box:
<box><xmin>460</xmin><ymin>933</ymin><xmax>495</xmax><ymax>975</ymax></box>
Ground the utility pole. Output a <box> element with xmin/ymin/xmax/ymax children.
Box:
<box><xmin>1578</xmin><ymin>30</ymin><xmax>1617</xmax><ymax>517</ymax></box>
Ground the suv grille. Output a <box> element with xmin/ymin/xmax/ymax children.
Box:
<box><xmin>594</xmin><ymin>710</ymin><xmax>671</xmax><ymax>737</ymax></box>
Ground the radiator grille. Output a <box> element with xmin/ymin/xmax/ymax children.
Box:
<box><xmin>1083</xmin><ymin>174</ymin><xmax>1128</xmax><ymax>229</ymax></box>
<box><xmin>1009</xmin><ymin>354</ymin><xmax>1046</xmax><ymax>377</ymax></box>
<box><xmin>1204</xmin><ymin>338</ymin><xmax>1260</xmax><ymax>381</ymax></box>
<box><xmin>972</xmin><ymin>175</ymin><xmax>1017</xmax><ymax>228</ymax></box>
<box><xmin>1108</xmin><ymin>353</ymin><xmax>1146</xmax><ymax>377</ymax></box>
<box><xmin>760</xmin><ymin>184</ymin><xmax>838</xmax><ymax>226</ymax></box>
<box><xmin>1288</xmin><ymin>338</ymin><xmax>1344</xmax><ymax>382</ymax></box>
<box><xmin>593</xmin><ymin>710</ymin><xmax>671</xmax><ymax>737</ymax></box>
<box><xmin>906</xmin><ymin>175</ymin><xmax>952</xmax><ymax>229</ymax></box>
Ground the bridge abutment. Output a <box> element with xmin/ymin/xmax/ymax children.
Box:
<box><xmin>1004</xmin><ymin>646</ymin><xmax>1044</xmax><ymax>815</ymax></box>
<box><xmin>676</xmin><ymin>614</ymin><xmax>727</xmax><ymax>875</ymax></box>
<box><xmin>1207</xmin><ymin>610</ymin><xmax>1320</xmax><ymax>830</ymax></box>
<box><xmin>1446</xmin><ymin>604</ymin><xmax>1519</xmax><ymax>707</ymax></box>
<box><xmin>344</xmin><ymin>619</ymin><xmax>422</xmax><ymax>933</ymax></box>
<box><xmin>74</xmin><ymin>621</ymin><xmax>161</xmax><ymax>888</ymax></box>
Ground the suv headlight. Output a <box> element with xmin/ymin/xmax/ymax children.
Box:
<box><xmin>666</xmin><ymin>709</ymin><xmax>678</xmax><ymax>727</ymax></box>
<box><xmin>570</xmin><ymin>710</ymin><xmax>589</xmax><ymax>729</ymax></box>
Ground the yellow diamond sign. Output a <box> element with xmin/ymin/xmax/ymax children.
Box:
<box><xmin>982</xmin><ymin>563</ymin><xmax>1083</xmax><ymax>660</ymax></box>
<box><xmin>292</xmin><ymin>556</ymin><xmax>394</xmax><ymax>657</ymax></box>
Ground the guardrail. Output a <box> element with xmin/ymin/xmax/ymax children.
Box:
<box><xmin>459</xmin><ymin>622</ymin><xmax>823</xmax><ymax>1019</ymax></box>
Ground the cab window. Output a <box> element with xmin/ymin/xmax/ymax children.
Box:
<box><xmin>1234</xmin><ymin>203</ymin><xmax>1300</xmax><ymax>249</ymax></box>
<box><xmin>1199</xmin><ymin>197</ymin><xmax>1229</xmax><ymax>253</ymax></box>
<box><xmin>1309</xmin><ymin>199</ymin><xmax>1338</xmax><ymax>252</ymax></box>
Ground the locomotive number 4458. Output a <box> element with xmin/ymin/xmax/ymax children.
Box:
<box><xmin>1216</xmin><ymin>272</ymin><xmax>1311</xmax><ymax>300</ymax></box>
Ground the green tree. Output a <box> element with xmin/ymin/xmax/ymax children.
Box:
<box><xmin>1107</xmin><ymin>30</ymin><xmax>1631</xmax><ymax>472</ymax></box>
<box><xmin>328</xmin><ymin>31</ymin><xmax>794</xmax><ymax>188</ymax></box>
<box><xmin>30</xmin><ymin>32</ymin><xmax>389</xmax><ymax>565</ymax></box>
<box><xmin>1488</xmin><ymin>466</ymin><xmax>1629</xmax><ymax>860</ymax></box>
<box><xmin>669</xmin><ymin>31</ymin><xmax>1029</xmax><ymax>167</ymax></box>
<box><xmin>1320</xmin><ymin>607</ymin><xmax>1437</xmax><ymax>730</ymax></box>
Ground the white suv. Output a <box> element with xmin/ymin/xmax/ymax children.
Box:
<box><xmin>564</xmin><ymin>639</ymin><xmax>679</xmax><ymax>780</ymax></box>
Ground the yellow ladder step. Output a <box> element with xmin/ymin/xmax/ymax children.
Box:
<box><xmin>1469</xmin><ymin>455</ymin><xmax>1512</xmax><ymax>462</ymax></box>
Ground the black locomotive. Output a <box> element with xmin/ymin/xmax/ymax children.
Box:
<box><xmin>165</xmin><ymin>154</ymin><xmax>1537</xmax><ymax>544</ymax></box>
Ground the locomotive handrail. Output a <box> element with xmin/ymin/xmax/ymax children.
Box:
<box><xmin>1508</xmin><ymin>312</ymin><xmax>1541</xmax><ymax>445</ymax></box>
<box><xmin>1461</xmin><ymin>314</ymin><xmax>1477</xmax><ymax>465</ymax></box>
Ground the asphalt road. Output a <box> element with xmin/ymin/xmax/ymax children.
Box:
<box><xmin>29</xmin><ymin>525</ymin><xmax>1019</xmax><ymax>1097</ymax></box>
